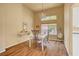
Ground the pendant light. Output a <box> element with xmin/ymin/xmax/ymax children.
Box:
<box><xmin>41</xmin><ymin>3</ymin><xmax>46</xmax><ymax>17</ymax></box>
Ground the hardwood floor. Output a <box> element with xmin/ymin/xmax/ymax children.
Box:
<box><xmin>0</xmin><ymin>41</ymin><xmax>68</xmax><ymax>56</ymax></box>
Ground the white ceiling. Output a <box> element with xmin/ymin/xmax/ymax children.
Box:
<box><xmin>24</xmin><ymin>3</ymin><xmax>63</xmax><ymax>11</ymax></box>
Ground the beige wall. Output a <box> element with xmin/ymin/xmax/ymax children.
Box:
<box><xmin>64</xmin><ymin>4</ymin><xmax>73</xmax><ymax>55</ymax></box>
<box><xmin>0</xmin><ymin>8</ymin><xmax>5</xmax><ymax>52</ymax></box>
<box><xmin>34</xmin><ymin>5</ymin><xmax>64</xmax><ymax>30</ymax></box>
<box><xmin>0</xmin><ymin>4</ymin><xmax>34</xmax><ymax>49</ymax></box>
<box><xmin>33</xmin><ymin>12</ymin><xmax>41</xmax><ymax>30</ymax></box>
<box><xmin>34</xmin><ymin>5</ymin><xmax>64</xmax><ymax>40</ymax></box>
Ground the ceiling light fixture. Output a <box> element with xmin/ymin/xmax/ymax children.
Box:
<box><xmin>41</xmin><ymin>3</ymin><xmax>46</xmax><ymax>18</ymax></box>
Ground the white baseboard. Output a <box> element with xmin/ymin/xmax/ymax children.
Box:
<box><xmin>0</xmin><ymin>49</ymin><xmax>5</xmax><ymax>53</ymax></box>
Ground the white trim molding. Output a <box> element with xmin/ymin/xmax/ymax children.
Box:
<box><xmin>0</xmin><ymin>49</ymin><xmax>5</xmax><ymax>53</ymax></box>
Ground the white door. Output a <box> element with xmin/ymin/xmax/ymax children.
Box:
<box><xmin>41</xmin><ymin>24</ymin><xmax>48</xmax><ymax>35</ymax></box>
<box><xmin>72</xmin><ymin>4</ymin><xmax>79</xmax><ymax>56</ymax></box>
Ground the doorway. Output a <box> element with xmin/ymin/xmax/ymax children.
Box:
<box><xmin>41</xmin><ymin>24</ymin><xmax>57</xmax><ymax>41</ymax></box>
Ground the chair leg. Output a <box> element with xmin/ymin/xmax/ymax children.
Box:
<box><xmin>41</xmin><ymin>39</ymin><xmax>44</xmax><ymax>51</ymax></box>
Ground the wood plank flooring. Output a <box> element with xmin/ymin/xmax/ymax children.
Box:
<box><xmin>0</xmin><ymin>41</ymin><xmax>68</xmax><ymax>56</ymax></box>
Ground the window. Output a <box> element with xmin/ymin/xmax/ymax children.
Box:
<box><xmin>41</xmin><ymin>15</ymin><xmax>57</xmax><ymax>21</ymax></box>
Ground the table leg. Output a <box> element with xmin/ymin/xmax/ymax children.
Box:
<box><xmin>41</xmin><ymin>39</ymin><xmax>44</xmax><ymax>51</ymax></box>
<box><xmin>29</xmin><ymin>39</ymin><xmax>31</xmax><ymax>47</ymax></box>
